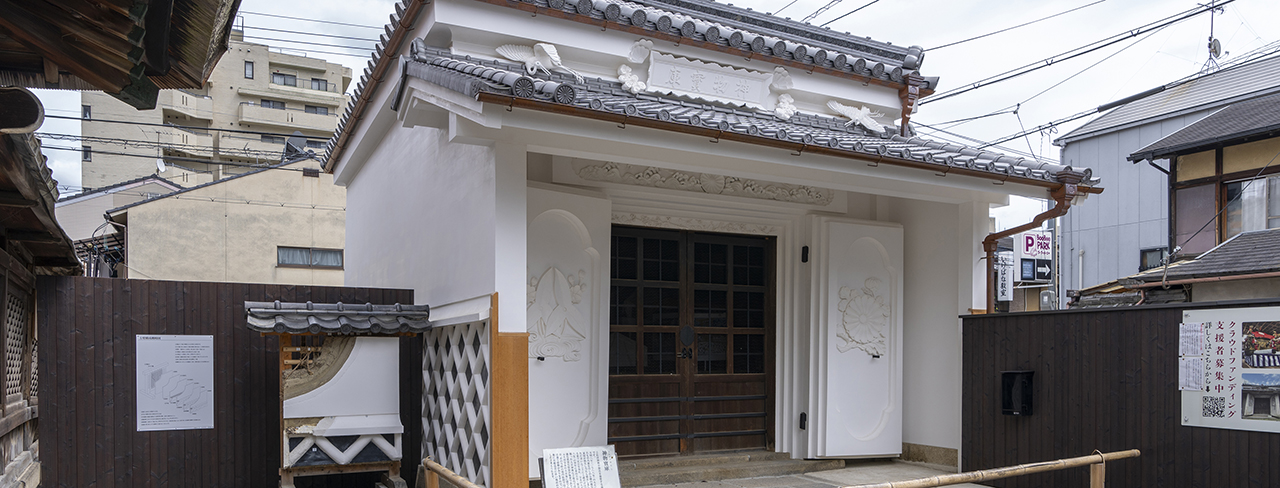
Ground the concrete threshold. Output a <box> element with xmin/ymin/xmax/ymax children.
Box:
<box><xmin>630</xmin><ymin>457</ymin><xmax>990</xmax><ymax>488</ymax></box>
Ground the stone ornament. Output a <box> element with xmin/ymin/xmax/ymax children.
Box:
<box><xmin>836</xmin><ymin>277</ymin><xmax>890</xmax><ymax>357</ymax></box>
<box><xmin>496</xmin><ymin>43</ymin><xmax>585</xmax><ymax>83</ymax></box>
<box><xmin>527</xmin><ymin>267</ymin><xmax>588</xmax><ymax>362</ymax></box>
<box><xmin>618</xmin><ymin>65</ymin><xmax>646</xmax><ymax>95</ymax></box>
<box><xmin>828</xmin><ymin>100</ymin><xmax>885</xmax><ymax>134</ymax></box>
<box><xmin>576</xmin><ymin>162</ymin><xmax>835</xmax><ymax>205</ymax></box>
<box><xmin>774</xmin><ymin>94</ymin><xmax>797</xmax><ymax>120</ymax></box>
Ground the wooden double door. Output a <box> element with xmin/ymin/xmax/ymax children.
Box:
<box><xmin>606</xmin><ymin>226</ymin><xmax>775</xmax><ymax>456</ymax></box>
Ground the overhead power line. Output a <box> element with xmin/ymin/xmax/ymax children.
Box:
<box><xmin>42</xmin><ymin>145</ymin><xmax>304</xmax><ymax>172</ymax></box>
<box><xmin>921</xmin><ymin>0</ymin><xmax>1235</xmax><ymax>106</ymax></box>
<box><xmin>821</xmin><ymin>0</ymin><xmax>881</xmax><ymax>27</ymax></box>
<box><xmin>239</xmin><ymin>11</ymin><xmax>382</xmax><ymax>30</ymax></box>
<box><xmin>772</xmin><ymin>0</ymin><xmax>801</xmax><ymax>16</ymax></box>
<box><xmin>39</xmin><ymin>132</ymin><xmax>286</xmax><ymax>160</ymax></box>
<box><xmin>242</xmin><ymin>25</ymin><xmax>379</xmax><ymax>42</ymax></box>
<box><xmin>929</xmin><ymin>0</ymin><xmax>1107</xmax><ymax>51</ymax></box>
<box><xmin>241</xmin><ymin>35</ymin><xmax>374</xmax><ymax>51</ymax></box>
<box><xmin>47</xmin><ymin>114</ymin><xmax>335</xmax><ymax>141</ymax></box>
<box><xmin>802</xmin><ymin>0</ymin><xmax>843</xmax><ymax>24</ymax></box>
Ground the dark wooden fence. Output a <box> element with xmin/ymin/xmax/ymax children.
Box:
<box><xmin>36</xmin><ymin>277</ymin><xmax>422</xmax><ymax>488</ymax></box>
<box><xmin>962</xmin><ymin>300</ymin><xmax>1280</xmax><ymax>488</ymax></box>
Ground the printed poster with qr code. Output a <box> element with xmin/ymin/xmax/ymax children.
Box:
<box><xmin>1182</xmin><ymin>307</ymin><xmax>1280</xmax><ymax>433</ymax></box>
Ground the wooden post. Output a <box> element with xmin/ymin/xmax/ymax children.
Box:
<box><xmin>1090</xmin><ymin>462</ymin><xmax>1105</xmax><ymax>488</ymax></box>
<box><xmin>490</xmin><ymin>292</ymin><xmax>531</xmax><ymax>487</ymax></box>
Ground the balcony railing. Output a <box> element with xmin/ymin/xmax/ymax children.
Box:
<box><xmin>238</xmin><ymin>102</ymin><xmax>338</xmax><ymax>132</ymax></box>
<box><xmin>159</xmin><ymin>91</ymin><xmax>213</xmax><ymax>120</ymax></box>
<box><xmin>269</xmin><ymin>76</ymin><xmax>342</xmax><ymax>94</ymax></box>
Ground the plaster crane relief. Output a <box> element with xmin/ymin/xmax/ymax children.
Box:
<box><xmin>618</xmin><ymin>65</ymin><xmax>646</xmax><ymax>95</ymax></box>
<box><xmin>527</xmin><ymin>267</ymin><xmax>588</xmax><ymax>362</ymax></box>
<box><xmin>836</xmin><ymin>277</ymin><xmax>890</xmax><ymax>357</ymax></box>
<box><xmin>576</xmin><ymin>162</ymin><xmax>835</xmax><ymax>205</ymax></box>
<box><xmin>828</xmin><ymin>100</ymin><xmax>886</xmax><ymax>134</ymax></box>
<box><xmin>497</xmin><ymin>43</ymin><xmax>584</xmax><ymax>83</ymax></box>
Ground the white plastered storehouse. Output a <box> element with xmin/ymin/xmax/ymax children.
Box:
<box><xmin>325</xmin><ymin>0</ymin><xmax>1101</xmax><ymax>483</ymax></box>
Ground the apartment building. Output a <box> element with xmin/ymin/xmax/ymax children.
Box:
<box><xmin>80</xmin><ymin>32</ymin><xmax>352</xmax><ymax>190</ymax></box>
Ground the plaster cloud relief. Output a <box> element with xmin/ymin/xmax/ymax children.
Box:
<box><xmin>576</xmin><ymin>162</ymin><xmax>834</xmax><ymax>206</ymax></box>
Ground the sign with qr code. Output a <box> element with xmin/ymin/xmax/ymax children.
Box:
<box><xmin>1182</xmin><ymin>307</ymin><xmax>1280</xmax><ymax>434</ymax></box>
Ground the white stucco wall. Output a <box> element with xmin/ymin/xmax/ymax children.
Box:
<box><xmin>342</xmin><ymin>125</ymin><xmax>497</xmax><ymax>307</ymax></box>
<box><xmin>876</xmin><ymin>196</ymin><xmax>966</xmax><ymax>453</ymax></box>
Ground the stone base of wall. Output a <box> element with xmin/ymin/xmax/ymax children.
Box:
<box><xmin>901</xmin><ymin>442</ymin><xmax>957</xmax><ymax>467</ymax></box>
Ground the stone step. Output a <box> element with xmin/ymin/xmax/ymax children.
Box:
<box><xmin>619</xmin><ymin>451</ymin><xmax>844</xmax><ymax>487</ymax></box>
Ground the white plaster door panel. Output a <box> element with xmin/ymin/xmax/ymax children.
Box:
<box><xmin>809</xmin><ymin>217</ymin><xmax>903</xmax><ymax>457</ymax></box>
<box><xmin>526</xmin><ymin>185</ymin><xmax>611</xmax><ymax>477</ymax></box>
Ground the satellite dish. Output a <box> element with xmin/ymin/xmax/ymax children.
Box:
<box><xmin>1209</xmin><ymin>38</ymin><xmax>1222</xmax><ymax>59</ymax></box>
<box><xmin>156</xmin><ymin>158</ymin><xmax>166</xmax><ymax>173</ymax></box>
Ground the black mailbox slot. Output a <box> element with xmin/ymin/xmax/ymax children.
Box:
<box><xmin>1001</xmin><ymin>370</ymin><xmax>1034</xmax><ymax>416</ymax></box>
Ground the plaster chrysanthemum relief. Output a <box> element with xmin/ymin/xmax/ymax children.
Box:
<box><xmin>836</xmin><ymin>277</ymin><xmax>889</xmax><ymax>357</ymax></box>
<box><xmin>527</xmin><ymin>267</ymin><xmax>588</xmax><ymax>361</ymax></box>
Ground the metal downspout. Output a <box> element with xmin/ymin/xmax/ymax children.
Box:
<box><xmin>982</xmin><ymin>175</ymin><xmax>1086</xmax><ymax>313</ymax></box>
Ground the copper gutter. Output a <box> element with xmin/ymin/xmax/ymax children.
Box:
<box><xmin>481</xmin><ymin>93</ymin><xmax>1111</xmax><ymax>193</ymax></box>
<box><xmin>1131</xmin><ymin>270</ymin><xmax>1280</xmax><ymax>288</ymax></box>
<box><xmin>983</xmin><ymin>178</ymin><xmax>1086</xmax><ymax>313</ymax></box>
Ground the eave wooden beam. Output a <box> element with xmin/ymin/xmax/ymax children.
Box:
<box><xmin>0</xmin><ymin>192</ymin><xmax>38</xmax><ymax>208</ymax></box>
<box><xmin>0</xmin><ymin>0</ymin><xmax>129</xmax><ymax>92</ymax></box>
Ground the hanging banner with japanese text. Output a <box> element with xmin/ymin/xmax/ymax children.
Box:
<box><xmin>1182</xmin><ymin>307</ymin><xmax>1280</xmax><ymax>433</ymax></box>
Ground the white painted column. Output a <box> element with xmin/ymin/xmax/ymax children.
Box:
<box><xmin>958</xmin><ymin>201</ymin><xmax>987</xmax><ymax>314</ymax></box>
<box><xmin>495</xmin><ymin>142</ymin><xmax>528</xmax><ymax>333</ymax></box>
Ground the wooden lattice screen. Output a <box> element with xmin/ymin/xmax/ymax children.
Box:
<box><xmin>423</xmin><ymin>318</ymin><xmax>492</xmax><ymax>487</ymax></box>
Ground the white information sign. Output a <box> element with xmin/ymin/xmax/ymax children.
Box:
<box><xmin>995</xmin><ymin>251</ymin><xmax>1014</xmax><ymax>302</ymax></box>
<box><xmin>1182</xmin><ymin>307</ymin><xmax>1280</xmax><ymax>434</ymax></box>
<box><xmin>540</xmin><ymin>446</ymin><xmax>621</xmax><ymax>488</ymax></box>
<box><xmin>1015</xmin><ymin>230</ymin><xmax>1053</xmax><ymax>261</ymax></box>
<box><xmin>136</xmin><ymin>334</ymin><xmax>214</xmax><ymax>431</ymax></box>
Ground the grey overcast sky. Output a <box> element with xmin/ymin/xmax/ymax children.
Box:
<box><xmin>37</xmin><ymin>0</ymin><xmax>1280</xmax><ymax>228</ymax></box>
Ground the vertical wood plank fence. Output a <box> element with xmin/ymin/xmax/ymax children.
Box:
<box><xmin>962</xmin><ymin>300</ymin><xmax>1280</xmax><ymax>488</ymax></box>
<box><xmin>36</xmin><ymin>276</ymin><xmax>422</xmax><ymax>488</ymax></box>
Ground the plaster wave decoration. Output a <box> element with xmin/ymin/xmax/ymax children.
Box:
<box><xmin>497</xmin><ymin>43</ymin><xmax>585</xmax><ymax>83</ymax></box>
<box><xmin>836</xmin><ymin>277</ymin><xmax>889</xmax><ymax>357</ymax></box>
<box><xmin>611</xmin><ymin>213</ymin><xmax>781</xmax><ymax>236</ymax></box>
<box><xmin>827</xmin><ymin>100</ymin><xmax>886</xmax><ymax>134</ymax></box>
<box><xmin>527</xmin><ymin>267</ymin><xmax>588</xmax><ymax>362</ymax></box>
<box><xmin>576</xmin><ymin>162</ymin><xmax>834</xmax><ymax>205</ymax></box>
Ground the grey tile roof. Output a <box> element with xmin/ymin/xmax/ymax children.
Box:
<box><xmin>399</xmin><ymin>47</ymin><xmax>1097</xmax><ymax>187</ymax></box>
<box><xmin>324</xmin><ymin>0</ymin><xmax>939</xmax><ymax>170</ymax></box>
<box><xmin>105</xmin><ymin>153</ymin><xmax>317</xmax><ymax>216</ymax></box>
<box><xmin>1129</xmin><ymin>90</ymin><xmax>1280</xmax><ymax>161</ymax></box>
<box><xmin>1134</xmin><ymin>227</ymin><xmax>1280</xmax><ymax>282</ymax></box>
<box><xmin>1058</xmin><ymin>54</ymin><xmax>1280</xmax><ymax>145</ymax></box>
<box><xmin>245</xmin><ymin>301</ymin><xmax>432</xmax><ymax>334</ymax></box>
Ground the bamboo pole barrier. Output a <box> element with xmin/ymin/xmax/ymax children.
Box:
<box><xmin>421</xmin><ymin>457</ymin><xmax>484</xmax><ymax>488</ymax></box>
<box><xmin>843</xmin><ymin>449</ymin><xmax>1140</xmax><ymax>488</ymax></box>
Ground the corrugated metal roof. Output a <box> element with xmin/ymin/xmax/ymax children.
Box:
<box><xmin>373</xmin><ymin>47</ymin><xmax>1098</xmax><ymax>188</ymax></box>
<box><xmin>1058</xmin><ymin>54</ymin><xmax>1280</xmax><ymax>144</ymax></box>
<box><xmin>1129</xmin><ymin>90</ymin><xmax>1280</xmax><ymax>161</ymax></box>
<box><xmin>245</xmin><ymin>301</ymin><xmax>432</xmax><ymax>334</ymax></box>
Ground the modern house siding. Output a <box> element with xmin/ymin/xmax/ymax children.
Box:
<box><xmin>1057</xmin><ymin>109</ymin><xmax>1211</xmax><ymax>295</ymax></box>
